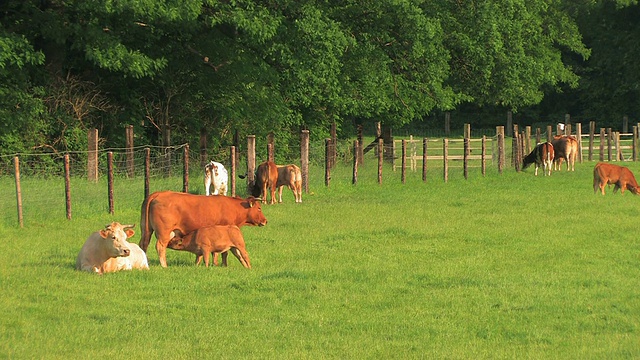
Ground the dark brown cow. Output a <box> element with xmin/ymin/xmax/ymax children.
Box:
<box><xmin>167</xmin><ymin>225</ymin><xmax>251</xmax><ymax>268</ymax></box>
<box><xmin>522</xmin><ymin>142</ymin><xmax>555</xmax><ymax>176</ymax></box>
<box><xmin>593</xmin><ymin>162</ymin><xmax>640</xmax><ymax>195</ymax></box>
<box><xmin>552</xmin><ymin>135</ymin><xmax>578</xmax><ymax>171</ymax></box>
<box><xmin>140</xmin><ymin>191</ymin><xmax>266</xmax><ymax>267</ymax></box>
<box><xmin>251</xmin><ymin>161</ymin><xmax>279</xmax><ymax>204</ymax></box>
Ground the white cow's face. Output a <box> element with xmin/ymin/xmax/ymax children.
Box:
<box><xmin>99</xmin><ymin>223</ymin><xmax>134</xmax><ymax>257</ymax></box>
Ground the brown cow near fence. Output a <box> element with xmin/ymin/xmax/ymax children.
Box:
<box><xmin>522</xmin><ymin>142</ymin><xmax>555</xmax><ymax>176</ymax></box>
<box><xmin>552</xmin><ymin>135</ymin><xmax>578</xmax><ymax>171</ymax></box>
<box><xmin>593</xmin><ymin>162</ymin><xmax>640</xmax><ymax>195</ymax></box>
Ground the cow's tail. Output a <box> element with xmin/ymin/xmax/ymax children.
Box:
<box><xmin>139</xmin><ymin>192</ymin><xmax>158</xmax><ymax>252</ymax></box>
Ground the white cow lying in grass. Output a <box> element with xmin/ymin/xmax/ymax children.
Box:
<box><xmin>204</xmin><ymin>161</ymin><xmax>228</xmax><ymax>196</ymax></box>
<box><xmin>75</xmin><ymin>222</ymin><xmax>149</xmax><ymax>274</ymax></box>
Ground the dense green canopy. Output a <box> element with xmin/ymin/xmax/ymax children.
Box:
<box><xmin>0</xmin><ymin>0</ymin><xmax>636</xmax><ymax>155</ymax></box>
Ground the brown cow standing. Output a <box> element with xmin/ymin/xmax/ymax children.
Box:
<box><xmin>552</xmin><ymin>135</ymin><xmax>578</xmax><ymax>171</ymax></box>
<box><xmin>167</xmin><ymin>225</ymin><xmax>251</xmax><ymax>268</ymax></box>
<box><xmin>251</xmin><ymin>161</ymin><xmax>302</xmax><ymax>204</ymax></box>
<box><xmin>276</xmin><ymin>164</ymin><xmax>303</xmax><ymax>203</ymax></box>
<box><xmin>593</xmin><ymin>162</ymin><xmax>640</xmax><ymax>195</ymax></box>
<box><xmin>252</xmin><ymin>161</ymin><xmax>279</xmax><ymax>204</ymax></box>
<box><xmin>140</xmin><ymin>191</ymin><xmax>266</xmax><ymax>268</ymax></box>
<box><xmin>522</xmin><ymin>142</ymin><xmax>555</xmax><ymax>176</ymax></box>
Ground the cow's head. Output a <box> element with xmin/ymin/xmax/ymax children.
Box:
<box><xmin>99</xmin><ymin>222</ymin><xmax>134</xmax><ymax>257</ymax></box>
<box><xmin>242</xmin><ymin>197</ymin><xmax>267</xmax><ymax>226</ymax></box>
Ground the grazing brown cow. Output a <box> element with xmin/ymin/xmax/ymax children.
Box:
<box><xmin>251</xmin><ymin>161</ymin><xmax>278</xmax><ymax>204</ymax></box>
<box><xmin>522</xmin><ymin>142</ymin><xmax>555</xmax><ymax>176</ymax></box>
<box><xmin>593</xmin><ymin>162</ymin><xmax>640</xmax><ymax>195</ymax></box>
<box><xmin>167</xmin><ymin>225</ymin><xmax>251</xmax><ymax>268</ymax></box>
<box><xmin>552</xmin><ymin>135</ymin><xmax>578</xmax><ymax>171</ymax></box>
<box><xmin>251</xmin><ymin>161</ymin><xmax>302</xmax><ymax>204</ymax></box>
<box><xmin>140</xmin><ymin>191</ymin><xmax>267</xmax><ymax>267</ymax></box>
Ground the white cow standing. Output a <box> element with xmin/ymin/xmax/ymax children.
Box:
<box><xmin>75</xmin><ymin>222</ymin><xmax>149</xmax><ymax>274</ymax></box>
<box><xmin>204</xmin><ymin>161</ymin><xmax>228</xmax><ymax>196</ymax></box>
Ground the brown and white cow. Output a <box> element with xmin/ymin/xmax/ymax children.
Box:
<box><xmin>522</xmin><ymin>142</ymin><xmax>555</xmax><ymax>176</ymax></box>
<box><xmin>251</xmin><ymin>161</ymin><xmax>302</xmax><ymax>204</ymax></box>
<box><xmin>593</xmin><ymin>162</ymin><xmax>640</xmax><ymax>195</ymax></box>
<box><xmin>552</xmin><ymin>135</ymin><xmax>578</xmax><ymax>171</ymax></box>
<box><xmin>167</xmin><ymin>225</ymin><xmax>251</xmax><ymax>268</ymax></box>
<box><xmin>140</xmin><ymin>191</ymin><xmax>266</xmax><ymax>268</ymax></box>
<box><xmin>76</xmin><ymin>222</ymin><xmax>148</xmax><ymax>274</ymax></box>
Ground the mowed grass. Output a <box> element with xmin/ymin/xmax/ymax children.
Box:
<box><xmin>0</xmin><ymin>160</ymin><xmax>639</xmax><ymax>359</ymax></box>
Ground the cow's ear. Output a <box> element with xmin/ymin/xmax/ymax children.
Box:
<box><xmin>99</xmin><ymin>229</ymin><xmax>109</xmax><ymax>239</ymax></box>
<box><xmin>125</xmin><ymin>229</ymin><xmax>135</xmax><ymax>238</ymax></box>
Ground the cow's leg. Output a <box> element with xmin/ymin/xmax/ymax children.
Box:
<box><xmin>230</xmin><ymin>247</ymin><xmax>251</xmax><ymax>269</ymax></box>
<box><xmin>278</xmin><ymin>186</ymin><xmax>284</xmax><ymax>203</ymax></box>
<box><xmin>534</xmin><ymin>163</ymin><xmax>539</xmax><ymax>176</ymax></box>
<box><xmin>270</xmin><ymin>185</ymin><xmax>277</xmax><ymax>204</ymax></box>
<box><xmin>221</xmin><ymin>251</ymin><xmax>229</xmax><ymax>267</ymax></box>
<box><xmin>155</xmin><ymin>236</ymin><xmax>170</xmax><ymax>268</ymax></box>
<box><xmin>203</xmin><ymin>252</ymin><xmax>210</xmax><ymax>267</ymax></box>
<box><xmin>195</xmin><ymin>254</ymin><xmax>203</xmax><ymax>266</ymax></box>
<box><xmin>213</xmin><ymin>252</ymin><xmax>219</xmax><ymax>266</ymax></box>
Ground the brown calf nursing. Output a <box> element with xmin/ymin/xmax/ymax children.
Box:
<box><xmin>167</xmin><ymin>225</ymin><xmax>251</xmax><ymax>268</ymax></box>
<box><xmin>593</xmin><ymin>162</ymin><xmax>640</xmax><ymax>195</ymax></box>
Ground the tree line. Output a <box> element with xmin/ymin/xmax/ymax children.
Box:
<box><xmin>1</xmin><ymin>0</ymin><xmax>637</xmax><ymax>159</ymax></box>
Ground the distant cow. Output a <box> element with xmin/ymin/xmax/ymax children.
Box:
<box><xmin>167</xmin><ymin>225</ymin><xmax>251</xmax><ymax>268</ymax></box>
<box><xmin>276</xmin><ymin>164</ymin><xmax>303</xmax><ymax>203</ymax></box>
<box><xmin>76</xmin><ymin>222</ymin><xmax>148</xmax><ymax>274</ymax></box>
<box><xmin>140</xmin><ymin>191</ymin><xmax>267</xmax><ymax>267</ymax></box>
<box><xmin>251</xmin><ymin>161</ymin><xmax>279</xmax><ymax>204</ymax></box>
<box><xmin>251</xmin><ymin>161</ymin><xmax>302</xmax><ymax>204</ymax></box>
<box><xmin>552</xmin><ymin>135</ymin><xmax>578</xmax><ymax>171</ymax></box>
<box><xmin>522</xmin><ymin>142</ymin><xmax>555</xmax><ymax>176</ymax></box>
<box><xmin>204</xmin><ymin>161</ymin><xmax>228</xmax><ymax>196</ymax></box>
<box><xmin>593</xmin><ymin>162</ymin><xmax>640</xmax><ymax>195</ymax></box>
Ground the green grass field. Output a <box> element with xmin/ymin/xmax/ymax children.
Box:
<box><xmin>1</xmin><ymin>160</ymin><xmax>639</xmax><ymax>359</ymax></box>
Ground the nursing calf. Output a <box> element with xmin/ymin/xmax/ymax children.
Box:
<box><xmin>167</xmin><ymin>225</ymin><xmax>251</xmax><ymax>268</ymax></box>
<box><xmin>593</xmin><ymin>162</ymin><xmax>640</xmax><ymax>195</ymax></box>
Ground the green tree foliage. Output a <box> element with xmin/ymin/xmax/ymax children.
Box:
<box><xmin>0</xmin><ymin>0</ymin><xmax>603</xmax><ymax>157</ymax></box>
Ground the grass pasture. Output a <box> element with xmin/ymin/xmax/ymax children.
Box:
<box><xmin>1</xmin><ymin>161</ymin><xmax>639</xmax><ymax>359</ymax></box>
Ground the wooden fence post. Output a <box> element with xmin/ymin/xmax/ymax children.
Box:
<box><xmin>183</xmin><ymin>144</ymin><xmax>189</xmax><ymax>193</ymax></box>
<box><xmin>443</xmin><ymin>138</ymin><xmax>449</xmax><ymax>183</ymax></box>
<box><xmin>599</xmin><ymin>128</ymin><xmax>605</xmax><ymax>161</ymax></box>
<box><xmin>14</xmin><ymin>156</ymin><xmax>23</xmax><ymax>228</ymax></box>
<box><xmin>352</xmin><ymin>140</ymin><xmax>358</xmax><ymax>185</ymax></box>
<box><xmin>230</xmin><ymin>146</ymin><xmax>236</xmax><ymax>197</ymax></box>
<box><xmin>589</xmin><ymin>121</ymin><xmax>596</xmax><ymax>161</ymax></box>
<box><xmin>107</xmin><ymin>151</ymin><xmax>114</xmax><ymax>215</ymax></box>
<box><xmin>464</xmin><ymin>137</ymin><xmax>470</xmax><ymax>180</ymax></box>
<box><xmin>378</xmin><ymin>137</ymin><xmax>383</xmax><ymax>185</ymax></box>
<box><xmin>512</xmin><ymin>126</ymin><xmax>519</xmax><ymax>168</ymax></box>
<box><xmin>88</xmin><ymin>128</ymin><xmax>98</xmax><ymax>182</ymax></box>
<box><xmin>64</xmin><ymin>154</ymin><xmax>71</xmax><ymax>220</ymax></box>
<box><xmin>547</xmin><ymin>125</ymin><xmax>553</xmax><ymax>143</ymax></box>
<box><xmin>481</xmin><ymin>135</ymin><xmax>487</xmax><ymax>176</ymax></box>
<box><xmin>301</xmin><ymin>130</ymin><xmax>310</xmax><ymax>193</ymax></box>
<box><xmin>623</xmin><ymin>115</ymin><xmax>629</xmax><ymax>134</ymax></box>
<box><xmin>422</xmin><ymin>138</ymin><xmax>427</xmax><ymax>182</ymax></box>
<box><xmin>607</xmin><ymin>128</ymin><xmax>613</xmax><ymax>161</ymax></box>
<box><xmin>634</xmin><ymin>126</ymin><xmax>638</xmax><ymax>162</ymax></box>
<box><xmin>525</xmin><ymin>126</ymin><xmax>531</xmax><ymax>154</ymax></box>
<box><xmin>325</xmin><ymin>138</ymin><xmax>331</xmax><ymax>187</ymax></box>
<box><xmin>536</xmin><ymin>128</ymin><xmax>541</xmax><ymax>145</ymax></box>
<box><xmin>330</xmin><ymin>123</ymin><xmax>337</xmax><ymax>168</ymax></box>
<box><xmin>144</xmin><ymin>148</ymin><xmax>150</xmax><ymax>200</ymax></box>
<box><xmin>576</xmin><ymin>123</ymin><xmax>583</xmax><ymax>163</ymax></box>
<box><xmin>401</xmin><ymin>139</ymin><xmax>406</xmax><ymax>184</ymax></box>
<box><xmin>126</xmin><ymin>125</ymin><xmax>134</xmax><ymax>178</ymax></box>
<box><xmin>497</xmin><ymin>126</ymin><xmax>505</xmax><ymax>174</ymax></box>
<box><xmin>247</xmin><ymin>135</ymin><xmax>256</xmax><ymax>187</ymax></box>
<box><xmin>357</xmin><ymin>125</ymin><xmax>364</xmax><ymax>165</ymax></box>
